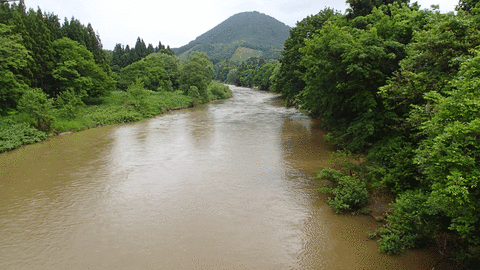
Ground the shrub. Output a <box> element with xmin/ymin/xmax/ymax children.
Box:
<box><xmin>378</xmin><ymin>190</ymin><xmax>444</xmax><ymax>254</ymax></box>
<box><xmin>368</xmin><ymin>136</ymin><xmax>420</xmax><ymax>194</ymax></box>
<box><xmin>187</xmin><ymin>86</ymin><xmax>202</xmax><ymax>105</ymax></box>
<box><xmin>208</xmin><ymin>81</ymin><xmax>233</xmax><ymax>100</ymax></box>
<box><xmin>126</xmin><ymin>79</ymin><xmax>152</xmax><ymax>117</ymax></box>
<box><xmin>0</xmin><ymin>119</ymin><xmax>46</xmax><ymax>152</ymax></box>
<box><xmin>54</xmin><ymin>117</ymin><xmax>93</xmax><ymax>133</ymax></box>
<box><xmin>150</xmin><ymin>91</ymin><xmax>192</xmax><ymax>110</ymax></box>
<box><xmin>85</xmin><ymin>105</ymin><xmax>142</xmax><ymax>125</ymax></box>
<box><xmin>56</xmin><ymin>90</ymin><xmax>86</xmax><ymax>120</ymax></box>
<box><xmin>315</xmin><ymin>168</ymin><xmax>369</xmax><ymax>213</ymax></box>
<box><xmin>17</xmin><ymin>88</ymin><xmax>55</xmax><ymax>133</ymax></box>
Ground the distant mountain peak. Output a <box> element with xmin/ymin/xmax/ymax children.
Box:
<box><xmin>173</xmin><ymin>11</ymin><xmax>291</xmax><ymax>62</ymax></box>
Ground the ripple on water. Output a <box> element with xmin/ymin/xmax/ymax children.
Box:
<box><xmin>0</xmin><ymin>86</ymin><xmax>446</xmax><ymax>269</ymax></box>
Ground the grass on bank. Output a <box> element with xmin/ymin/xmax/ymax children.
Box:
<box><xmin>0</xmin><ymin>82</ymin><xmax>232</xmax><ymax>153</ymax></box>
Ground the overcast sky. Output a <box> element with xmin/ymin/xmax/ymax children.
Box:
<box><xmin>25</xmin><ymin>0</ymin><xmax>459</xmax><ymax>50</ymax></box>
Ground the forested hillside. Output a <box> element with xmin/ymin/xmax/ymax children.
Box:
<box><xmin>173</xmin><ymin>11</ymin><xmax>290</xmax><ymax>62</ymax></box>
<box><xmin>0</xmin><ymin>0</ymin><xmax>232</xmax><ymax>153</ymax></box>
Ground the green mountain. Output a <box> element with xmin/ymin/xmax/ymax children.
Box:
<box><xmin>173</xmin><ymin>11</ymin><xmax>291</xmax><ymax>62</ymax></box>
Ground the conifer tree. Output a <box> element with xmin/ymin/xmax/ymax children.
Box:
<box><xmin>132</xmin><ymin>37</ymin><xmax>145</xmax><ymax>62</ymax></box>
<box><xmin>155</xmin><ymin>41</ymin><xmax>165</xmax><ymax>52</ymax></box>
<box><xmin>64</xmin><ymin>17</ymin><xmax>86</xmax><ymax>46</ymax></box>
<box><xmin>124</xmin><ymin>44</ymin><xmax>131</xmax><ymax>66</ymax></box>
<box><xmin>20</xmin><ymin>7</ymin><xmax>55</xmax><ymax>92</ymax></box>
<box><xmin>43</xmin><ymin>12</ymin><xmax>62</xmax><ymax>40</ymax></box>
<box><xmin>111</xmin><ymin>43</ymin><xmax>124</xmax><ymax>72</ymax></box>
<box><xmin>147</xmin><ymin>43</ymin><xmax>154</xmax><ymax>55</ymax></box>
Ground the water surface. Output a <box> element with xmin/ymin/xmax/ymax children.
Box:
<box><xmin>0</xmin><ymin>86</ymin><xmax>444</xmax><ymax>269</ymax></box>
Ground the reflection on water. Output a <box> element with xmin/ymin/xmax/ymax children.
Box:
<box><xmin>0</xmin><ymin>86</ymin><xmax>444</xmax><ymax>269</ymax></box>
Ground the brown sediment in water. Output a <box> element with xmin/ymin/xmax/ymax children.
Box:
<box><xmin>0</xmin><ymin>86</ymin><xmax>448</xmax><ymax>269</ymax></box>
<box><xmin>368</xmin><ymin>194</ymin><xmax>394</xmax><ymax>218</ymax></box>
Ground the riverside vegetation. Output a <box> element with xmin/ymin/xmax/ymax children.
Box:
<box><xmin>289</xmin><ymin>1</ymin><xmax>480</xmax><ymax>267</ymax></box>
<box><xmin>0</xmin><ymin>1</ymin><xmax>231</xmax><ymax>153</ymax></box>
<box><xmin>212</xmin><ymin>0</ymin><xmax>480</xmax><ymax>267</ymax></box>
<box><xmin>2</xmin><ymin>0</ymin><xmax>480</xmax><ymax>267</ymax></box>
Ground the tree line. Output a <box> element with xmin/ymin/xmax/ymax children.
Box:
<box><xmin>213</xmin><ymin>58</ymin><xmax>280</xmax><ymax>91</ymax></box>
<box><xmin>110</xmin><ymin>38</ymin><xmax>173</xmax><ymax>72</ymax></box>
<box><xmin>0</xmin><ymin>0</ymin><xmax>231</xmax><ymax>152</ymax></box>
<box><xmin>0</xmin><ymin>0</ymin><xmax>112</xmax><ymax>110</ymax></box>
<box><xmin>262</xmin><ymin>0</ymin><xmax>480</xmax><ymax>266</ymax></box>
<box><xmin>213</xmin><ymin>57</ymin><xmax>280</xmax><ymax>90</ymax></box>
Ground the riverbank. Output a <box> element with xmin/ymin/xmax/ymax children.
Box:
<box><xmin>0</xmin><ymin>83</ymin><xmax>232</xmax><ymax>153</ymax></box>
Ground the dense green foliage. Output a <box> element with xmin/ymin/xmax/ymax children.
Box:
<box><xmin>0</xmin><ymin>1</ymin><xmax>232</xmax><ymax>153</ymax></box>
<box><xmin>299</xmin><ymin>4</ymin><xmax>431</xmax><ymax>151</ymax></box>
<box><xmin>173</xmin><ymin>11</ymin><xmax>290</xmax><ymax>62</ymax></box>
<box><xmin>52</xmin><ymin>37</ymin><xmax>115</xmax><ymax>99</ymax></box>
<box><xmin>275</xmin><ymin>0</ymin><xmax>480</xmax><ymax>265</ymax></box>
<box><xmin>413</xmin><ymin>52</ymin><xmax>480</xmax><ymax>255</ymax></box>
<box><xmin>179</xmin><ymin>52</ymin><xmax>214</xmax><ymax>101</ymax></box>
<box><xmin>17</xmin><ymin>87</ymin><xmax>55</xmax><ymax>133</ymax></box>
<box><xmin>378</xmin><ymin>190</ymin><xmax>444</xmax><ymax>254</ymax></box>
<box><xmin>118</xmin><ymin>54</ymin><xmax>169</xmax><ymax>91</ymax></box>
<box><xmin>275</xmin><ymin>8</ymin><xmax>339</xmax><ymax>106</ymax></box>
<box><xmin>207</xmin><ymin>81</ymin><xmax>233</xmax><ymax>100</ymax></box>
<box><xmin>346</xmin><ymin>0</ymin><xmax>411</xmax><ymax>18</ymax></box>
<box><xmin>0</xmin><ymin>1</ymin><xmax>112</xmax><ymax>106</ymax></box>
<box><xmin>0</xmin><ymin>118</ymin><xmax>47</xmax><ymax>152</ymax></box>
<box><xmin>111</xmin><ymin>38</ymin><xmax>173</xmax><ymax>72</ymax></box>
<box><xmin>457</xmin><ymin>0</ymin><xmax>480</xmax><ymax>12</ymax></box>
<box><xmin>0</xmin><ymin>23</ymin><xmax>30</xmax><ymax>113</ymax></box>
<box><xmin>316</xmin><ymin>168</ymin><xmax>370</xmax><ymax>213</ymax></box>
<box><xmin>213</xmin><ymin>57</ymin><xmax>280</xmax><ymax>91</ymax></box>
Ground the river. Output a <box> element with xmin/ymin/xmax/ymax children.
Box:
<box><xmin>0</xmin><ymin>86</ymin><xmax>446</xmax><ymax>269</ymax></box>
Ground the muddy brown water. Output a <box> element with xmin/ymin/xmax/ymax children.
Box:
<box><xmin>1</xmin><ymin>86</ymin><xmax>448</xmax><ymax>269</ymax></box>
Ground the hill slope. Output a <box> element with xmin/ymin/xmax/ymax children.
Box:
<box><xmin>173</xmin><ymin>11</ymin><xmax>291</xmax><ymax>62</ymax></box>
